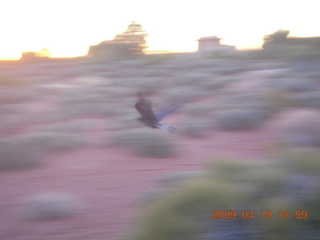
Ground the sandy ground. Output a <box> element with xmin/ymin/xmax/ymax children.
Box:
<box><xmin>0</xmin><ymin>120</ymin><xmax>272</xmax><ymax>240</ymax></box>
<box><xmin>0</xmin><ymin>61</ymin><xmax>277</xmax><ymax>240</ymax></box>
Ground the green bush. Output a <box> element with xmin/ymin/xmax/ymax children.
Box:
<box><xmin>273</xmin><ymin>148</ymin><xmax>320</xmax><ymax>175</ymax></box>
<box><xmin>131</xmin><ymin>179</ymin><xmax>244</xmax><ymax>240</ymax></box>
<box><xmin>128</xmin><ymin>155</ymin><xmax>320</xmax><ymax>240</ymax></box>
<box><xmin>111</xmin><ymin>129</ymin><xmax>178</xmax><ymax>158</ymax></box>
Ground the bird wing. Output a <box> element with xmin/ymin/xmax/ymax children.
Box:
<box><xmin>135</xmin><ymin>98</ymin><xmax>158</xmax><ymax>122</ymax></box>
<box><xmin>155</xmin><ymin>104</ymin><xmax>180</xmax><ymax>122</ymax></box>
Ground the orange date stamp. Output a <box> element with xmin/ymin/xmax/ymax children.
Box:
<box><xmin>212</xmin><ymin>210</ymin><xmax>308</xmax><ymax>219</ymax></box>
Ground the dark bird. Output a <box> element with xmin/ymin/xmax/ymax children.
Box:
<box><xmin>135</xmin><ymin>92</ymin><xmax>178</xmax><ymax>133</ymax></box>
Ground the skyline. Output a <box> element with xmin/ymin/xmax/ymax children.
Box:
<box><xmin>0</xmin><ymin>0</ymin><xmax>319</xmax><ymax>60</ymax></box>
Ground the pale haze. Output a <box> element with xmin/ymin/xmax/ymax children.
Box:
<box><xmin>0</xmin><ymin>0</ymin><xmax>318</xmax><ymax>59</ymax></box>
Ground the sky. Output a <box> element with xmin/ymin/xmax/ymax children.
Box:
<box><xmin>0</xmin><ymin>0</ymin><xmax>319</xmax><ymax>59</ymax></box>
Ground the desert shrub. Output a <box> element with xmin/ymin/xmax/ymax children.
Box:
<box><xmin>265</xmin><ymin>90</ymin><xmax>296</xmax><ymax>111</ymax></box>
<box><xmin>164</xmin><ymin>87</ymin><xmax>208</xmax><ymax>104</ymax></box>
<box><xmin>18</xmin><ymin>132</ymin><xmax>85</xmax><ymax>153</ymax></box>
<box><xmin>215</xmin><ymin>108</ymin><xmax>268</xmax><ymax>131</ymax></box>
<box><xmin>33</xmin><ymin>121</ymin><xmax>87</xmax><ymax>133</ymax></box>
<box><xmin>182</xmin><ymin>102</ymin><xmax>216</xmax><ymax>118</ymax></box>
<box><xmin>198</xmin><ymin>76</ymin><xmax>238</xmax><ymax>90</ymax></box>
<box><xmin>259</xmin><ymin>197</ymin><xmax>304</xmax><ymax>239</ymax></box>
<box><xmin>157</xmin><ymin>171</ymin><xmax>206</xmax><ymax>188</ymax></box>
<box><xmin>219</xmin><ymin>92</ymin><xmax>276</xmax><ymax>115</ymax></box>
<box><xmin>287</xmin><ymin>91</ymin><xmax>320</xmax><ymax>108</ymax></box>
<box><xmin>214</xmin><ymin>66</ymin><xmax>245</xmax><ymax>75</ymax></box>
<box><xmin>23</xmin><ymin>192</ymin><xmax>79</xmax><ymax>220</ymax></box>
<box><xmin>273</xmin><ymin>148</ymin><xmax>320</xmax><ymax>175</ymax></box>
<box><xmin>0</xmin><ymin>113</ymin><xmax>28</xmax><ymax>135</ymax></box>
<box><xmin>182</xmin><ymin>73</ymin><xmax>212</xmax><ymax>84</ymax></box>
<box><xmin>111</xmin><ymin>77</ymin><xmax>165</xmax><ymax>92</ymax></box>
<box><xmin>0</xmin><ymin>138</ymin><xmax>43</xmax><ymax>171</ymax></box>
<box><xmin>273</xmin><ymin>109</ymin><xmax>320</xmax><ymax>147</ymax></box>
<box><xmin>131</xmin><ymin>179</ymin><xmax>245</xmax><ymax>240</ymax></box>
<box><xmin>134</xmin><ymin>188</ymin><xmax>172</xmax><ymax>205</ymax></box>
<box><xmin>111</xmin><ymin>129</ymin><xmax>178</xmax><ymax>158</ymax></box>
<box><xmin>267</xmin><ymin>77</ymin><xmax>317</xmax><ymax>92</ymax></box>
<box><xmin>128</xmin><ymin>155</ymin><xmax>320</xmax><ymax>240</ymax></box>
<box><xmin>179</xmin><ymin>120</ymin><xmax>213</xmax><ymax>138</ymax></box>
<box><xmin>212</xmin><ymin>160</ymin><xmax>284</xmax><ymax>198</ymax></box>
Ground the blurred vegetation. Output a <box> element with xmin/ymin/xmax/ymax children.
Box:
<box><xmin>24</xmin><ymin>192</ymin><xmax>79</xmax><ymax>220</ymax></box>
<box><xmin>273</xmin><ymin>109</ymin><xmax>320</xmax><ymax>147</ymax></box>
<box><xmin>0</xmin><ymin>138</ymin><xmax>44</xmax><ymax>171</ymax></box>
<box><xmin>1</xmin><ymin>27</ymin><xmax>320</xmax><ymax>240</ymax></box>
<box><xmin>18</xmin><ymin>132</ymin><xmax>86</xmax><ymax>153</ymax></box>
<box><xmin>215</xmin><ymin>108</ymin><xmax>268</xmax><ymax>131</ymax></box>
<box><xmin>129</xmin><ymin>149</ymin><xmax>320</xmax><ymax>240</ymax></box>
<box><xmin>110</xmin><ymin>129</ymin><xmax>178</xmax><ymax>158</ymax></box>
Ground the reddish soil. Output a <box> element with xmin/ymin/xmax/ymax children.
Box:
<box><xmin>0</xmin><ymin>67</ymin><xmax>275</xmax><ymax>240</ymax></box>
<box><xmin>0</xmin><ymin>118</ymin><xmax>272</xmax><ymax>240</ymax></box>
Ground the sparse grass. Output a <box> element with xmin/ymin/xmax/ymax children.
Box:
<box><xmin>111</xmin><ymin>129</ymin><xmax>178</xmax><ymax>158</ymax></box>
<box><xmin>24</xmin><ymin>192</ymin><xmax>79</xmax><ymax>220</ymax></box>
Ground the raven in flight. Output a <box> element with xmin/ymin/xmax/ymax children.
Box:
<box><xmin>135</xmin><ymin>92</ymin><xmax>178</xmax><ymax>133</ymax></box>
